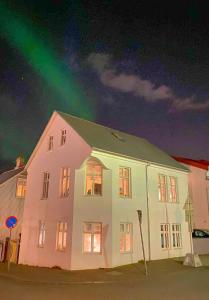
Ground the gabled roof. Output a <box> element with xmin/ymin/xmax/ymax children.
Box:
<box><xmin>173</xmin><ymin>156</ymin><xmax>209</xmax><ymax>170</ymax></box>
<box><xmin>0</xmin><ymin>167</ymin><xmax>25</xmax><ymax>185</ymax></box>
<box><xmin>58</xmin><ymin>111</ymin><xmax>188</xmax><ymax>172</ymax></box>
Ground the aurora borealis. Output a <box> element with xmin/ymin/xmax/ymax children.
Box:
<box><xmin>0</xmin><ymin>1</ymin><xmax>209</xmax><ymax>169</ymax></box>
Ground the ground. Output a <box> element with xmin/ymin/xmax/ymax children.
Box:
<box><xmin>1</xmin><ymin>257</ymin><xmax>209</xmax><ymax>300</ymax></box>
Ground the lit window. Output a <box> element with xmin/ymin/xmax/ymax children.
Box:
<box><xmin>38</xmin><ymin>221</ymin><xmax>45</xmax><ymax>247</ymax></box>
<box><xmin>172</xmin><ymin>224</ymin><xmax>181</xmax><ymax>248</ymax></box>
<box><xmin>61</xmin><ymin>129</ymin><xmax>67</xmax><ymax>146</ymax></box>
<box><xmin>120</xmin><ymin>223</ymin><xmax>132</xmax><ymax>253</ymax></box>
<box><xmin>169</xmin><ymin>176</ymin><xmax>178</xmax><ymax>202</ymax></box>
<box><xmin>158</xmin><ymin>174</ymin><xmax>167</xmax><ymax>202</ymax></box>
<box><xmin>119</xmin><ymin>167</ymin><xmax>131</xmax><ymax>197</ymax></box>
<box><xmin>56</xmin><ymin>222</ymin><xmax>67</xmax><ymax>251</ymax></box>
<box><xmin>60</xmin><ymin>168</ymin><xmax>70</xmax><ymax>197</ymax></box>
<box><xmin>42</xmin><ymin>172</ymin><xmax>50</xmax><ymax>199</ymax></box>
<box><xmin>160</xmin><ymin>224</ymin><xmax>170</xmax><ymax>249</ymax></box>
<box><xmin>85</xmin><ymin>162</ymin><xmax>102</xmax><ymax>196</ymax></box>
<box><xmin>16</xmin><ymin>177</ymin><xmax>26</xmax><ymax>198</ymax></box>
<box><xmin>83</xmin><ymin>222</ymin><xmax>102</xmax><ymax>253</ymax></box>
<box><xmin>48</xmin><ymin>136</ymin><xmax>53</xmax><ymax>151</ymax></box>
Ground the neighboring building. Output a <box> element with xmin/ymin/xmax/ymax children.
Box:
<box><xmin>0</xmin><ymin>156</ymin><xmax>26</xmax><ymax>261</ymax></box>
<box><xmin>174</xmin><ymin>157</ymin><xmax>209</xmax><ymax>230</ymax></box>
<box><xmin>19</xmin><ymin>111</ymin><xmax>190</xmax><ymax>270</ymax></box>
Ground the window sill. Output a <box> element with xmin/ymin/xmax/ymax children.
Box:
<box><xmin>120</xmin><ymin>251</ymin><xmax>133</xmax><ymax>254</ymax></box>
<box><xmin>158</xmin><ymin>201</ymin><xmax>179</xmax><ymax>204</ymax></box>
<box><xmin>83</xmin><ymin>251</ymin><xmax>102</xmax><ymax>255</ymax></box>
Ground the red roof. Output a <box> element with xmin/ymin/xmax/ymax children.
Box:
<box><xmin>173</xmin><ymin>156</ymin><xmax>209</xmax><ymax>170</ymax></box>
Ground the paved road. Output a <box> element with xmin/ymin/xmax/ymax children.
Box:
<box><xmin>1</xmin><ymin>263</ymin><xmax>209</xmax><ymax>300</ymax></box>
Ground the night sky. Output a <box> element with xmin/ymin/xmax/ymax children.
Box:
<box><xmin>0</xmin><ymin>1</ymin><xmax>209</xmax><ymax>170</ymax></box>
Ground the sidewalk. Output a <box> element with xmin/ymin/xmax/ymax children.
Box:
<box><xmin>0</xmin><ymin>256</ymin><xmax>208</xmax><ymax>285</ymax></box>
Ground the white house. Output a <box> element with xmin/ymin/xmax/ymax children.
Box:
<box><xmin>0</xmin><ymin>156</ymin><xmax>26</xmax><ymax>261</ymax></box>
<box><xmin>19</xmin><ymin>111</ymin><xmax>190</xmax><ymax>270</ymax></box>
<box><xmin>174</xmin><ymin>157</ymin><xmax>209</xmax><ymax>230</ymax></box>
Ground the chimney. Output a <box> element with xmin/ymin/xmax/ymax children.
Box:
<box><xmin>15</xmin><ymin>156</ymin><xmax>25</xmax><ymax>169</ymax></box>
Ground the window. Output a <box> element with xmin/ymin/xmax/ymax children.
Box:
<box><xmin>16</xmin><ymin>177</ymin><xmax>26</xmax><ymax>198</ymax></box>
<box><xmin>85</xmin><ymin>161</ymin><xmax>102</xmax><ymax>195</ymax></box>
<box><xmin>61</xmin><ymin>129</ymin><xmax>67</xmax><ymax>146</ymax></box>
<box><xmin>160</xmin><ymin>224</ymin><xmax>170</xmax><ymax>249</ymax></box>
<box><xmin>172</xmin><ymin>224</ymin><xmax>181</xmax><ymax>248</ymax></box>
<box><xmin>83</xmin><ymin>222</ymin><xmax>102</xmax><ymax>253</ymax></box>
<box><xmin>48</xmin><ymin>136</ymin><xmax>53</xmax><ymax>151</ymax></box>
<box><xmin>158</xmin><ymin>174</ymin><xmax>167</xmax><ymax>202</ymax></box>
<box><xmin>56</xmin><ymin>222</ymin><xmax>67</xmax><ymax>251</ymax></box>
<box><xmin>120</xmin><ymin>223</ymin><xmax>132</xmax><ymax>253</ymax></box>
<box><xmin>42</xmin><ymin>172</ymin><xmax>50</xmax><ymax>199</ymax></box>
<box><xmin>60</xmin><ymin>168</ymin><xmax>70</xmax><ymax>197</ymax></box>
<box><xmin>38</xmin><ymin>221</ymin><xmax>45</xmax><ymax>247</ymax></box>
<box><xmin>169</xmin><ymin>176</ymin><xmax>178</xmax><ymax>202</ymax></box>
<box><xmin>119</xmin><ymin>167</ymin><xmax>131</xmax><ymax>197</ymax></box>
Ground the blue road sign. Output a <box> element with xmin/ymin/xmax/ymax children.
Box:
<box><xmin>5</xmin><ymin>216</ymin><xmax>17</xmax><ymax>229</ymax></box>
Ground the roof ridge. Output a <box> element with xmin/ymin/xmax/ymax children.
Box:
<box><xmin>57</xmin><ymin>111</ymin><xmax>147</xmax><ymax>142</ymax></box>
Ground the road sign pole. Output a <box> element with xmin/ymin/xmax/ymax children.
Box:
<box><xmin>7</xmin><ymin>227</ymin><xmax>12</xmax><ymax>272</ymax></box>
<box><xmin>137</xmin><ymin>210</ymin><xmax>148</xmax><ymax>276</ymax></box>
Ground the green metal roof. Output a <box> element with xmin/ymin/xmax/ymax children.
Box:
<box><xmin>58</xmin><ymin>111</ymin><xmax>188</xmax><ymax>172</ymax></box>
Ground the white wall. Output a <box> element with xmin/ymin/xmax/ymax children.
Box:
<box><xmin>19</xmin><ymin>114</ymin><xmax>92</xmax><ymax>269</ymax></box>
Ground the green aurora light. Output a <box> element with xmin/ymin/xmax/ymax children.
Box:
<box><xmin>0</xmin><ymin>2</ymin><xmax>95</xmax><ymax>120</ymax></box>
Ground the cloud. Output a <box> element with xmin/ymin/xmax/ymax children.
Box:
<box><xmin>87</xmin><ymin>52</ymin><xmax>209</xmax><ymax>112</ymax></box>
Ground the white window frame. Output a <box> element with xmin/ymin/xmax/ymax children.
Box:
<box><xmin>160</xmin><ymin>224</ymin><xmax>170</xmax><ymax>249</ymax></box>
<box><xmin>56</xmin><ymin>221</ymin><xmax>67</xmax><ymax>251</ymax></box>
<box><xmin>120</xmin><ymin>223</ymin><xmax>133</xmax><ymax>253</ymax></box>
<box><xmin>85</xmin><ymin>162</ymin><xmax>102</xmax><ymax>196</ymax></box>
<box><xmin>158</xmin><ymin>174</ymin><xmax>167</xmax><ymax>202</ymax></box>
<box><xmin>42</xmin><ymin>172</ymin><xmax>50</xmax><ymax>199</ymax></box>
<box><xmin>48</xmin><ymin>136</ymin><xmax>53</xmax><ymax>151</ymax></box>
<box><xmin>119</xmin><ymin>167</ymin><xmax>131</xmax><ymax>198</ymax></box>
<box><xmin>169</xmin><ymin>176</ymin><xmax>178</xmax><ymax>203</ymax></box>
<box><xmin>60</xmin><ymin>129</ymin><xmax>67</xmax><ymax>146</ymax></box>
<box><xmin>171</xmin><ymin>224</ymin><xmax>181</xmax><ymax>248</ymax></box>
<box><xmin>38</xmin><ymin>221</ymin><xmax>45</xmax><ymax>247</ymax></box>
<box><xmin>16</xmin><ymin>177</ymin><xmax>26</xmax><ymax>198</ymax></box>
<box><xmin>60</xmin><ymin>167</ymin><xmax>70</xmax><ymax>197</ymax></box>
<box><xmin>83</xmin><ymin>222</ymin><xmax>102</xmax><ymax>253</ymax></box>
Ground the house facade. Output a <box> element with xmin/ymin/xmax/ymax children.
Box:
<box><xmin>174</xmin><ymin>157</ymin><xmax>209</xmax><ymax>230</ymax></box>
<box><xmin>19</xmin><ymin>112</ymin><xmax>190</xmax><ymax>270</ymax></box>
<box><xmin>0</xmin><ymin>157</ymin><xmax>26</xmax><ymax>261</ymax></box>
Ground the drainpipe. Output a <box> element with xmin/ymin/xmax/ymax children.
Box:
<box><xmin>145</xmin><ymin>163</ymin><xmax>151</xmax><ymax>261</ymax></box>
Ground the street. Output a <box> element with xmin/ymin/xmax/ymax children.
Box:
<box><xmin>1</xmin><ymin>258</ymin><xmax>209</xmax><ymax>300</ymax></box>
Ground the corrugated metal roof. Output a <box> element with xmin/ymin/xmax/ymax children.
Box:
<box><xmin>0</xmin><ymin>167</ymin><xmax>25</xmax><ymax>185</ymax></box>
<box><xmin>58</xmin><ymin>111</ymin><xmax>188</xmax><ymax>172</ymax></box>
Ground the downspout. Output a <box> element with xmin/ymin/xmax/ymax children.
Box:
<box><xmin>145</xmin><ymin>163</ymin><xmax>151</xmax><ymax>261</ymax></box>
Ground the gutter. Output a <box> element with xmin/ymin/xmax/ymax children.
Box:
<box><xmin>145</xmin><ymin>163</ymin><xmax>151</xmax><ymax>261</ymax></box>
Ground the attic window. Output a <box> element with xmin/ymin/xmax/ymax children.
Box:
<box><xmin>111</xmin><ymin>132</ymin><xmax>125</xmax><ymax>142</ymax></box>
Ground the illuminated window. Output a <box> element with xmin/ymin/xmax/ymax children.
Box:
<box><xmin>158</xmin><ymin>174</ymin><xmax>167</xmax><ymax>202</ymax></box>
<box><xmin>61</xmin><ymin>129</ymin><xmax>67</xmax><ymax>146</ymax></box>
<box><xmin>172</xmin><ymin>224</ymin><xmax>181</xmax><ymax>248</ymax></box>
<box><xmin>60</xmin><ymin>167</ymin><xmax>70</xmax><ymax>197</ymax></box>
<box><xmin>56</xmin><ymin>222</ymin><xmax>67</xmax><ymax>251</ymax></box>
<box><xmin>48</xmin><ymin>136</ymin><xmax>53</xmax><ymax>151</ymax></box>
<box><xmin>169</xmin><ymin>176</ymin><xmax>178</xmax><ymax>202</ymax></box>
<box><xmin>120</xmin><ymin>223</ymin><xmax>132</xmax><ymax>253</ymax></box>
<box><xmin>119</xmin><ymin>167</ymin><xmax>131</xmax><ymax>197</ymax></box>
<box><xmin>16</xmin><ymin>177</ymin><xmax>26</xmax><ymax>198</ymax></box>
<box><xmin>83</xmin><ymin>222</ymin><xmax>102</xmax><ymax>253</ymax></box>
<box><xmin>160</xmin><ymin>224</ymin><xmax>170</xmax><ymax>249</ymax></box>
<box><xmin>85</xmin><ymin>161</ymin><xmax>102</xmax><ymax>196</ymax></box>
<box><xmin>38</xmin><ymin>221</ymin><xmax>45</xmax><ymax>247</ymax></box>
<box><xmin>42</xmin><ymin>172</ymin><xmax>50</xmax><ymax>199</ymax></box>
